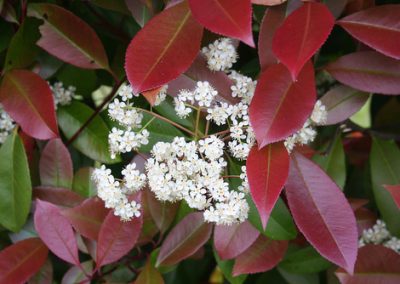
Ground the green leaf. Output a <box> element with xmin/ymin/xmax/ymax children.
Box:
<box><xmin>57</xmin><ymin>101</ymin><xmax>118</xmax><ymax>164</ymax></box>
<box><xmin>278</xmin><ymin>267</ymin><xmax>320</xmax><ymax>284</ymax></box>
<box><xmin>72</xmin><ymin>167</ymin><xmax>97</xmax><ymax>197</ymax></box>
<box><xmin>213</xmin><ymin>249</ymin><xmax>247</xmax><ymax>284</ymax></box>
<box><xmin>370</xmin><ymin>138</ymin><xmax>400</xmax><ymax>236</ymax></box>
<box><xmin>154</xmin><ymin>96</ymin><xmax>196</xmax><ymax>131</ymax></box>
<box><xmin>0</xmin><ymin>21</ymin><xmax>13</xmax><ymax>53</ymax></box>
<box><xmin>0</xmin><ymin>131</ymin><xmax>32</xmax><ymax>232</ymax></box>
<box><xmin>135</xmin><ymin>260</ymin><xmax>164</xmax><ymax>284</ymax></box>
<box><xmin>56</xmin><ymin>65</ymin><xmax>97</xmax><ymax>97</ymax></box>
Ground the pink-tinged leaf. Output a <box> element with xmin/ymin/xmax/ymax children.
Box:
<box><xmin>28</xmin><ymin>3</ymin><xmax>109</xmax><ymax>70</ymax></box>
<box><xmin>34</xmin><ymin>200</ymin><xmax>80</xmax><ymax>265</ymax></box>
<box><xmin>384</xmin><ymin>185</ymin><xmax>400</xmax><ymax>209</ymax></box>
<box><xmin>188</xmin><ymin>0</ymin><xmax>254</xmax><ymax>46</ymax></box>
<box><xmin>137</xmin><ymin>190</ymin><xmax>159</xmax><ymax>246</ymax></box>
<box><xmin>96</xmin><ymin>208</ymin><xmax>143</xmax><ymax>268</ymax></box>
<box><xmin>335</xmin><ymin>245</ymin><xmax>400</xmax><ymax>284</ymax></box>
<box><xmin>61</xmin><ymin>261</ymin><xmax>92</xmax><ymax>284</ymax></box>
<box><xmin>125</xmin><ymin>1</ymin><xmax>203</xmax><ymax>93</ymax></box>
<box><xmin>320</xmin><ymin>85</ymin><xmax>369</xmax><ymax>125</ymax></box>
<box><xmin>285</xmin><ymin>152</ymin><xmax>358</xmax><ymax>274</ymax></box>
<box><xmin>214</xmin><ymin>221</ymin><xmax>259</xmax><ymax>260</ymax></box>
<box><xmin>247</xmin><ymin>143</ymin><xmax>289</xmax><ymax>228</ymax></box>
<box><xmin>249</xmin><ymin>62</ymin><xmax>316</xmax><ymax>148</ymax></box>
<box><xmin>252</xmin><ymin>0</ymin><xmax>287</xmax><ymax>5</ymax></box>
<box><xmin>344</xmin><ymin>0</ymin><xmax>374</xmax><ymax>15</ymax></box>
<box><xmin>258</xmin><ymin>3</ymin><xmax>287</xmax><ymax>71</ymax></box>
<box><xmin>156</xmin><ymin>212</ymin><xmax>213</xmax><ymax>266</ymax></box>
<box><xmin>0</xmin><ymin>69</ymin><xmax>58</xmax><ymax>140</ymax></box>
<box><xmin>338</xmin><ymin>5</ymin><xmax>400</xmax><ymax>60</ymax></box>
<box><xmin>39</xmin><ymin>138</ymin><xmax>73</xmax><ymax>188</ymax></box>
<box><xmin>33</xmin><ymin>186</ymin><xmax>85</xmax><ymax>207</ymax></box>
<box><xmin>0</xmin><ymin>238</ymin><xmax>48</xmax><ymax>284</ymax></box>
<box><xmin>272</xmin><ymin>2</ymin><xmax>334</xmax><ymax>79</ymax></box>
<box><xmin>62</xmin><ymin>198</ymin><xmax>109</xmax><ymax>241</ymax></box>
<box><xmin>232</xmin><ymin>235</ymin><xmax>288</xmax><ymax>276</ymax></box>
<box><xmin>325</xmin><ymin>51</ymin><xmax>400</xmax><ymax>95</ymax></box>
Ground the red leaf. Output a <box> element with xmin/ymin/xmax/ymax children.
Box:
<box><xmin>156</xmin><ymin>212</ymin><xmax>212</xmax><ymax>266</ymax></box>
<box><xmin>0</xmin><ymin>69</ymin><xmax>58</xmax><ymax>140</ymax></box>
<box><xmin>247</xmin><ymin>143</ymin><xmax>289</xmax><ymax>228</ymax></box>
<box><xmin>28</xmin><ymin>3</ymin><xmax>110</xmax><ymax>70</ymax></box>
<box><xmin>96</xmin><ymin>208</ymin><xmax>143</xmax><ymax>268</ymax></box>
<box><xmin>232</xmin><ymin>235</ymin><xmax>288</xmax><ymax>276</ymax></box>
<box><xmin>272</xmin><ymin>2</ymin><xmax>334</xmax><ymax>79</ymax></box>
<box><xmin>62</xmin><ymin>198</ymin><xmax>109</xmax><ymax>241</ymax></box>
<box><xmin>384</xmin><ymin>185</ymin><xmax>400</xmax><ymax>209</ymax></box>
<box><xmin>252</xmin><ymin>0</ymin><xmax>287</xmax><ymax>5</ymax></box>
<box><xmin>142</xmin><ymin>86</ymin><xmax>164</xmax><ymax>106</ymax></box>
<box><xmin>33</xmin><ymin>186</ymin><xmax>84</xmax><ymax>207</ymax></box>
<box><xmin>0</xmin><ymin>238</ymin><xmax>48</xmax><ymax>284</ymax></box>
<box><xmin>325</xmin><ymin>51</ymin><xmax>400</xmax><ymax>95</ymax></box>
<box><xmin>125</xmin><ymin>1</ymin><xmax>203</xmax><ymax>93</ymax></box>
<box><xmin>214</xmin><ymin>221</ymin><xmax>259</xmax><ymax>260</ymax></box>
<box><xmin>338</xmin><ymin>5</ymin><xmax>400</xmax><ymax>60</ymax></box>
<box><xmin>39</xmin><ymin>138</ymin><xmax>73</xmax><ymax>188</ymax></box>
<box><xmin>249</xmin><ymin>62</ymin><xmax>316</xmax><ymax>148</ymax></box>
<box><xmin>336</xmin><ymin>245</ymin><xmax>400</xmax><ymax>284</ymax></box>
<box><xmin>34</xmin><ymin>200</ymin><xmax>80</xmax><ymax>265</ymax></box>
<box><xmin>258</xmin><ymin>3</ymin><xmax>287</xmax><ymax>71</ymax></box>
<box><xmin>285</xmin><ymin>152</ymin><xmax>358</xmax><ymax>274</ymax></box>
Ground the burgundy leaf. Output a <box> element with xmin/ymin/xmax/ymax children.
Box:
<box><xmin>272</xmin><ymin>2</ymin><xmax>334</xmax><ymax>79</ymax></box>
<box><xmin>325</xmin><ymin>51</ymin><xmax>400</xmax><ymax>95</ymax></box>
<box><xmin>188</xmin><ymin>0</ymin><xmax>254</xmax><ymax>47</ymax></box>
<box><xmin>384</xmin><ymin>185</ymin><xmax>400</xmax><ymax>209</ymax></box>
<box><xmin>285</xmin><ymin>152</ymin><xmax>358</xmax><ymax>274</ymax></box>
<box><xmin>34</xmin><ymin>200</ymin><xmax>80</xmax><ymax>265</ymax></box>
<box><xmin>214</xmin><ymin>221</ymin><xmax>259</xmax><ymax>260</ymax></box>
<box><xmin>0</xmin><ymin>69</ymin><xmax>58</xmax><ymax>139</ymax></box>
<box><xmin>355</xmin><ymin>207</ymin><xmax>377</xmax><ymax>236</ymax></box>
<box><xmin>33</xmin><ymin>186</ymin><xmax>84</xmax><ymax>207</ymax></box>
<box><xmin>247</xmin><ymin>143</ymin><xmax>289</xmax><ymax>228</ymax></box>
<box><xmin>39</xmin><ymin>138</ymin><xmax>73</xmax><ymax>188</ymax></box>
<box><xmin>249</xmin><ymin>62</ymin><xmax>316</xmax><ymax>148</ymax></box>
<box><xmin>232</xmin><ymin>235</ymin><xmax>288</xmax><ymax>276</ymax></box>
<box><xmin>125</xmin><ymin>1</ymin><xmax>203</xmax><ymax>93</ymax></box>
<box><xmin>157</xmin><ymin>212</ymin><xmax>212</xmax><ymax>266</ymax></box>
<box><xmin>0</xmin><ymin>238</ymin><xmax>48</xmax><ymax>284</ymax></box>
<box><xmin>338</xmin><ymin>5</ymin><xmax>400</xmax><ymax>60</ymax></box>
<box><xmin>62</xmin><ymin>198</ymin><xmax>109</xmax><ymax>241</ymax></box>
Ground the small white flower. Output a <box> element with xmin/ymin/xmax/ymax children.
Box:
<box><xmin>194</xmin><ymin>81</ymin><xmax>218</xmax><ymax>107</ymax></box>
<box><xmin>311</xmin><ymin>100</ymin><xmax>328</xmax><ymax>125</ymax></box>
<box><xmin>154</xmin><ymin>85</ymin><xmax>168</xmax><ymax>106</ymax></box>
<box><xmin>202</xmin><ymin>38</ymin><xmax>238</xmax><ymax>72</ymax></box>
<box><xmin>50</xmin><ymin>82</ymin><xmax>75</xmax><ymax>109</ymax></box>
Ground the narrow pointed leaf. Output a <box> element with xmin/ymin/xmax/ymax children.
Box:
<box><xmin>247</xmin><ymin>143</ymin><xmax>289</xmax><ymax>228</ymax></box>
<box><xmin>285</xmin><ymin>152</ymin><xmax>358</xmax><ymax>274</ymax></box>
<box><xmin>125</xmin><ymin>1</ymin><xmax>203</xmax><ymax>93</ymax></box>
<box><xmin>325</xmin><ymin>51</ymin><xmax>400</xmax><ymax>95</ymax></box>
<box><xmin>384</xmin><ymin>185</ymin><xmax>400</xmax><ymax>209</ymax></box>
<box><xmin>157</xmin><ymin>212</ymin><xmax>212</xmax><ymax>266</ymax></box>
<box><xmin>338</xmin><ymin>5</ymin><xmax>400</xmax><ymax>60</ymax></box>
<box><xmin>188</xmin><ymin>0</ymin><xmax>254</xmax><ymax>47</ymax></box>
<box><xmin>0</xmin><ymin>238</ymin><xmax>48</xmax><ymax>284</ymax></box>
<box><xmin>28</xmin><ymin>3</ymin><xmax>110</xmax><ymax>70</ymax></box>
<box><xmin>0</xmin><ymin>69</ymin><xmax>58</xmax><ymax>139</ymax></box>
<box><xmin>272</xmin><ymin>2</ymin><xmax>334</xmax><ymax>79</ymax></box>
<box><xmin>249</xmin><ymin>62</ymin><xmax>316</xmax><ymax>148</ymax></box>
<box><xmin>34</xmin><ymin>200</ymin><xmax>80</xmax><ymax>265</ymax></box>
<box><xmin>39</xmin><ymin>138</ymin><xmax>73</xmax><ymax>188</ymax></box>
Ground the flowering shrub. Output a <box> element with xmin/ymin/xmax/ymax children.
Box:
<box><xmin>0</xmin><ymin>0</ymin><xmax>400</xmax><ymax>283</ymax></box>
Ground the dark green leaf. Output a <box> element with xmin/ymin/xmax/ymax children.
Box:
<box><xmin>213</xmin><ymin>249</ymin><xmax>247</xmax><ymax>284</ymax></box>
<box><xmin>56</xmin><ymin>65</ymin><xmax>97</xmax><ymax>97</ymax></box>
<box><xmin>72</xmin><ymin>167</ymin><xmax>97</xmax><ymax>197</ymax></box>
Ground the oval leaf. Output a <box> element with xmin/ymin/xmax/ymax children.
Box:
<box><xmin>34</xmin><ymin>200</ymin><xmax>80</xmax><ymax>265</ymax></box>
<box><xmin>338</xmin><ymin>5</ymin><xmax>400</xmax><ymax>60</ymax></box>
<box><xmin>156</xmin><ymin>212</ymin><xmax>212</xmax><ymax>266</ymax></box>
<box><xmin>247</xmin><ymin>143</ymin><xmax>289</xmax><ymax>228</ymax></box>
<box><xmin>384</xmin><ymin>185</ymin><xmax>400</xmax><ymax>209</ymax></box>
<box><xmin>0</xmin><ymin>238</ymin><xmax>48</xmax><ymax>284</ymax></box>
<box><xmin>232</xmin><ymin>235</ymin><xmax>288</xmax><ymax>276</ymax></box>
<box><xmin>39</xmin><ymin>138</ymin><xmax>73</xmax><ymax>188</ymax></box>
<box><xmin>0</xmin><ymin>69</ymin><xmax>58</xmax><ymax>139</ymax></box>
<box><xmin>0</xmin><ymin>131</ymin><xmax>32</xmax><ymax>232</ymax></box>
<box><xmin>188</xmin><ymin>0</ymin><xmax>254</xmax><ymax>47</ymax></box>
<box><xmin>125</xmin><ymin>1</ymin><xmax>203</xmax><ymax>93</ymax></box>
<box><xmin>28</xmin><ymin>3</ymin><xmax>109</xmax><ymax>70</ymax></box>
<box><xmin>249</xmin><ymin>62</ymin><xmax>316</xmax><ymax>148</ymax></box>
<box><xmin>214</xmin><ymin>221</ymin><xmax>259</xmax><ymax>260</ymax></box>
<box><xmin>285</xmin><ymin>152</ymin><xmax>358</xmax><ymax>274</ymax></box>
<box><xmin>272</xmin><ymin>2</ymin><xmax>334</xmax><ymax>79</ymax></box>
<box><xmin>325</xmin><ymin>51</ymin><xmax>400</xmax><ymax>95</ymax></box>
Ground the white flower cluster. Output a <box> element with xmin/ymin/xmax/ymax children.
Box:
<box><xmin>229</xmin><ymin>71</ymin><xmax>257</xmax><ymax>104</ymax></box>
<box><xmin>202</xmin><ymin>38</ymin><xmax>237</xmax><ymax>72</ymax></box>
<box><xmin>92</xmin><ymin>163</ymin><xmax>146</xmax><ymax>221</ymax></box>
<box><xmin>0</xmin><ymin>105</ymin><xmax>15</xmax><ymax>144</ymax></box>
<box><xmin>359</xmin><ymin>219</ymin><xmax>400</xmax><ymax>254</ymax></box>
<box><xmin>146</xmin><ymin>136</ymin><xmax>249</xmax><ymax>225</ymax></box>
<box><xmin>107</xmin><ymin>85</ymin><xmax>149</xmax><ymax>159</ymax></box>
<box><xmin>50</xmin><ymin>82</ymin><xmax>75</xmax><ymax>109</ymax></box>
<box><xmin>284</xmin><ymin>100</ymin><xmax>328</xmax><ymax>152</ymax></box>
